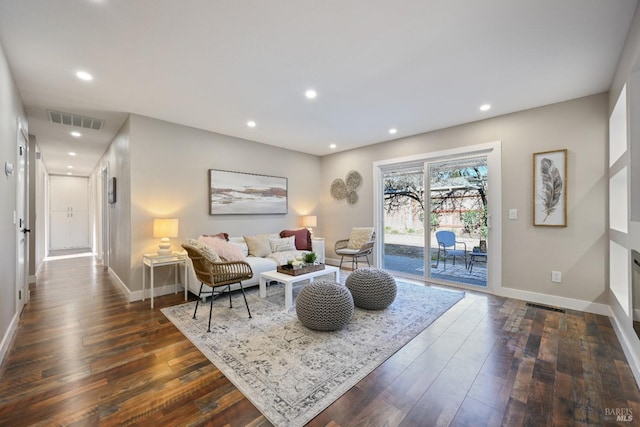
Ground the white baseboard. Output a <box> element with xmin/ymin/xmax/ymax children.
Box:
<box><xmin>130</xmin><ymin>284</ymin><xmax>187</xmax><ymax>303</ymax></box>
<box><xmin>0</xmin><ymin>312</ymin><xmax>19</xmax><ymax>367</ymax></box>
<box><xmin>108</xmin><ymin>267</ymin><xmax>132</xmax><ymax>301</ymax></box>
<box><xmin>495</xmin><ymin>286</ymin><xmax>610</xmax><ymax>316</ymax></box>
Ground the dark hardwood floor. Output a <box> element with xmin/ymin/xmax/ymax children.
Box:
<box><xmin>1</xmin><ymin>255</ymin><xmax>639</xmax><ymax>426</ymax></box>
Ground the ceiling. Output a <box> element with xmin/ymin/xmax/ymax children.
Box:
<box><xmin>0</xmin><ymin>0</ymin><xmax>637</xmax><ymax>176</ymax></box>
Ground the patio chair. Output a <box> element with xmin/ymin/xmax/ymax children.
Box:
<box><xmin>182</xmin><ymin>239</ymin><xmax>253</xmax><ymax>332</ymax></box>
<box><xmin>435</xmin><ymin>230</ymin><xmax>467</xmax><ymax>270</ymax></box>
<box><xmin>335</xmin><ymin>227</ymin><xmax>375</xmax><ymax>270</ymax></box>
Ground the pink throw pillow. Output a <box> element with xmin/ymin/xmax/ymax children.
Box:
<box><xmin>197</xmin><ymin>235</ymin><xmax>245</xmax><ymax>261</ymax></box>
<box><xmin>203</xmin><ymin>232</ymin><xmax>229</xmax><ymax>241</ymax></box>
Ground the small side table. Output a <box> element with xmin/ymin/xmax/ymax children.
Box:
<box><xmin>142</xmin><ymin>252</ymin><xmax>188</xmax><ymax>308</ymax></box>
<box><xmin>312</xmin><ymin>237</ymin><xmax>325</xmax><ymax>264</ymax></box>
<box><xmin>467</xmin><ymin>252</ymin><xmax>487</xmax><ymax>273</ymax></box>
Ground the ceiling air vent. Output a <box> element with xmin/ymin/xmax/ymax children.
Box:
<box><xmin>48</xmin><ymin>110</ymin><xmax>104</xmax><ymax>130</ymax></box>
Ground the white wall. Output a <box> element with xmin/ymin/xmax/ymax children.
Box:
<box><xmin>0</xmin><ymin>40</ymin><xmax>27</xmax><ymax>359</ymax></box>
<box><xmin>93</xmin><ymin>117</ymin><xmax>132</xmax><ymax>289</ymax></box>
<box><xmin>321</xmin><ymin>93</ymin><xmax>608</xmax><ymax>307</ymax></box>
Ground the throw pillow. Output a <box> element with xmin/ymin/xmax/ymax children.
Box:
<box><xmin>280</xmin><ymin>229</ymin><xmax>312</xmax><ymax>250</ymax></box>
<box><xmin>243</xmin><ymin>233</ymin><xmax>278</xmax><ymax>257</ymax></box>
<box><xmin>198</xmin><ymin>235</ymin><xmax>244</xmax><ymax>261</ymax></box>
<box><xmin>269</xmin><ymin>236</ymin><xmax>296</xmax><ymax>253</ymax></box>
<box><xmin>183</xmin><ymin>238</ymin><xmax>222</xmax><ymax>263</ymax></box>
<box><xmin>203</xmin><ymin>232</ymin><xmax>229</xmax><ymax>241</ymax></box>
<box><xmin>347</xmin><ymin>227</ymin><xmax>374</xmax><ymax>249</ymax></box>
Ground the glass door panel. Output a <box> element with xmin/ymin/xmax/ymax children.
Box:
<box><xmin>381</xmin><ymin>166</ymin><xmax>426</xmax><ymax>279</ymax></box>
<box><xmin>428</xmin><ymin>156</ymin><xmax>488</xmax><ymax>287</ymax></box>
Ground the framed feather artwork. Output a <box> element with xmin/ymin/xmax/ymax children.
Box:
<box><xmin>533</xmin><ymin>149</ymin><xmax>567</xmax><ymax>226</ymax></box>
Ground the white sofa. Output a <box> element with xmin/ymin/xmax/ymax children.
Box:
<box><xmin>185</xmin><ymin>235</ymin><xmax>323</xmax><ymax>297</ymax></box>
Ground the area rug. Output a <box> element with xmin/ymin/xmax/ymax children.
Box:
<box><xmin>161</xmin><ymin>280</ymin><xmax>464</xmax><ymax>426</ymax></box>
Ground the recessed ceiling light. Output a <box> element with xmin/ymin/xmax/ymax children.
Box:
<box><xmin>70</xmin><ymin>131</ymin><xmax>81</xmax><ymax>137</ymax></box>
<box><xmin>67</xmin><ymin>172</ymin><xmax>73</xmax><ymax>175</ymax></box>
<box><xmin>67</xmin><ymin>165</ymin><xmax>73</xmax><ymax>169</ymax></box>
<box><xmin>305</xmin><ymin>89</ymin><xmax>317</xmax><ymax>99</ymax></box>
<box><xmin>76</xmin><ymin>71</ymin><xmax>93</xmax><ymax>81</ymax></box>
<box><xmin>247</xmin><ymin>120</ymin><xmax>256</xmax><ymax>128</ymax></box>
<box><xmin>329</xmin><ymin>144</ymin><xmax>336</xmax><ymax>149</ymax></box>
<box><xmin>480</xmin><ymin>104</ymin><xmax>491</xmax><ymax>111</ymax></box>
<box><xmin>68</xmin><ymin>152</ymin><xmax>76</xmax><ymax>156</ymax></box>
<box><xmin>389</xmin><ymin>128</ymin><xmax>398</xmax><ymax>135</ymax></box>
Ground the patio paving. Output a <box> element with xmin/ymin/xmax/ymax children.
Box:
<box><xmin>383</xmin><ymin>242</ymin><xmax>487</xmax><ymax>287</ymax></box>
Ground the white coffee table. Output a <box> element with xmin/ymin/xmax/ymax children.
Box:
<box><xmin>259</xmin><ymin>265</ymin><xmax>340</xmax><ymax>310</ymax></box>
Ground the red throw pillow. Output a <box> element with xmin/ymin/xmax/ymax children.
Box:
<box><xmin>280</xmin><ymin>229</ymin><xmax>312</xmax><ymax>251</ymax></box>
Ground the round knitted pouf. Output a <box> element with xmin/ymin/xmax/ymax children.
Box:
<box><xmin>296</xmin><ymin>280</ymin><xmax>354</xmax><ymax>331</ymax></box>
<box><xmin>346</xmin><ymin>268</ymin><xmax>397</xmax><ymax>310</ymax></box>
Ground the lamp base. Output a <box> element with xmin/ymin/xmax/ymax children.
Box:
<box><xmin>157</xmin><ymin>238</ymin><xmax>172</xmax><ymax>256</ymax></box>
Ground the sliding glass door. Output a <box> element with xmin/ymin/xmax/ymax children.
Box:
<box><xmin>378</xmin><ymin>152</ymin><xmax>492</xmax><ymax>289</ymax></box>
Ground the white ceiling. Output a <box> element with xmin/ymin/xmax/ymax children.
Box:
<box><xmin>0</xmin><ymin>0</ymin><xmax>637</xmax><ymax>176</ymax></box>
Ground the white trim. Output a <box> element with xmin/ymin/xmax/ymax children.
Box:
<box><xmin>0</xmin><ymin>313</ymin><xmax>19</xmax><ymax>366</ymax></box>
<box><xmin>108</xmin><ymin>266</ymin><xmax>131</xmax><ymax>300</ymax></box>
<box><xmin>130</xmin><ymin>284</ymin><xmax>188</xmax><ymax>303</ymax></box>
<box><xmin>496</xmin><ymin>286</ymin><xmax>610</xmax><ymax>316</ymax></box>
<box><xmin>372</xmin><ymin>140</ymin><xmax>502</xmax><ymax>293</ymax></box>
<box><xmin>108</xmin><ymin>266</ymin><xmax>187</xmax><ymax>303</ymax></box>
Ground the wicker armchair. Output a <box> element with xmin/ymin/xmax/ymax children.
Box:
<box><xmin>182</xmin><ymin>240</ymin><xmax>253</xmax><ymax>332</ymax></box>
<box><xmin>335</xmin><ymin>229</ymin><xmax>376</xmax><ymax>270</ymax></box>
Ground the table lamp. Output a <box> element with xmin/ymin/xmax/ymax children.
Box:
<box><xmin>302</xmin><ymin>215</ymin><xmax>317</xmax><ymax>235</ymax></box>
<box><xmin>153</xmin><ymin>218</ymin><xmax>179</xmax><ymax>256</ymax></box>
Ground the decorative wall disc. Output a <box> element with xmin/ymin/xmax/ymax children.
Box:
<box><xmin>346</xmin><ymin>190</ymin><xmax>359</xmax><ymax>205</ymax></box>
<box><xmin>330</xmin><ymin>178</ymin><xmax>347</xmax><ymax>200</ymax></box>
<box><xmin>345</xmin><ymin>170</ymin><xmax>362</xmax><ymax>191</ymax></box>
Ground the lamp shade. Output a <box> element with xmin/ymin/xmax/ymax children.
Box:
<box><xmin>302</xmin><ymin>215</ymin><xmax>317</xmax><ymax>228</ymax></box>
<box><xmin>153</xmin><ymin>218</ymin><xmax>179</xmax><ymax>238</ymax></box>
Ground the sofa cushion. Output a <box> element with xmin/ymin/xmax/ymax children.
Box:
<box><xmin>244</xmin><ymin>233</ymin><xmax>279</xmax><ymax>257</ymax></box>
<box><xmin>228</xmin><ymin>236</ymin><xmax>249</xmax><ymax>257</ymax></box>
<box><xmin>197</xmin><ymin>235</ymin><xmax>244</xmax><ymax>261</ymax></box>
<box><xmin>280</xmin><ymin>229</ymin><xmax>312</xmax><ymax>250</ymax></box>
<box><xmin>270</xmin><ymin>236</ymin><xmax>296</xmax><ymax>253</ymax></box>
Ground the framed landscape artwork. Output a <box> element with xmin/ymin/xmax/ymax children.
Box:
<box><xmin>533</xmin><ymin>149</ymin><xmax>567</xmax><ymax>227</ymax></box>
<box><xmin>209</xmin><ymin>169</ymin><xmax>288</xmax><ymax>215</ymax></box>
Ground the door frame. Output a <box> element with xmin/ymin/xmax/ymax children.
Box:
<box><xmin>101</xmin><ymin>165</ymin><xmax>110</xmax><ymax>271</ymax></box>
<box><xmin>373</xmin><ymin>141</ymin><xmax>502</xmax><ymax>293</ymax></box>
<box><xmin>15</xmin><ymin>117</ymin><xmax>29</xmax><ymax>312</ymax></box>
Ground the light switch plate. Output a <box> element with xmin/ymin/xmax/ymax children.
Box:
<box><xmin>509</xmin><ymin>209</ymin><xmax>518</xmax><ymax>220</ymax></box>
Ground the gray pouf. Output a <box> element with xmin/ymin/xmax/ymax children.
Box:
<box><xmin>296</xmin><ymin>280</ymin><xmax>354</xmax><ymax>331</ymax></box>
<box><xmin>346</xmin><ymin>268</ymin><xmax>397</xmax><ymax>310</ymax></box>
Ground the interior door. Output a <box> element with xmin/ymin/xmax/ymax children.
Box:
<box><xmin>49</xmin><ymin>175</ymin><xmax>90</xmax><ymax>249</ymax></box>
<box><xmin>16</xmin><ymin>121</ymin><xmax>29</xmax><ymax>311</ymax></box>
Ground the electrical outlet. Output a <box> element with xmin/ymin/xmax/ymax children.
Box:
<box><xmin>551</xmin><ymin>271</ymin><xmax>562</xmax><ymax>283</ymax></box>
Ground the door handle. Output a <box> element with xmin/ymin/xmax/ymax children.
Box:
<box><xmin>21</xmin><ymin>228</ymin><xmax>31</xmax><ymax>234</ymax></box>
